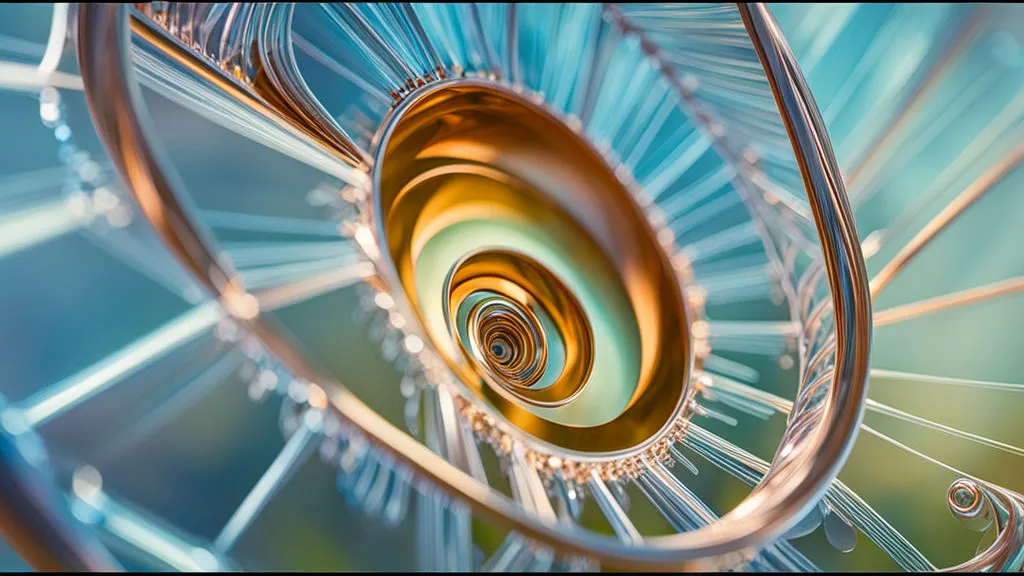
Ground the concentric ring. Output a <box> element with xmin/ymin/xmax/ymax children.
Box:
<box><xmin>444</xmin><ymin>248</ymin><xmax>594</xmax><ymax>409</ymax></box>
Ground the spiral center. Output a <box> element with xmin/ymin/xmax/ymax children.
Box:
<box><xmin>470</xmin><ymin>297</ymin><xmax>546</xmax><ymax>389</ymax></box>
<box><xmin>445</xmin><ymin>249</ymin><xmax>592</xmax><ymax>409</ymax></box>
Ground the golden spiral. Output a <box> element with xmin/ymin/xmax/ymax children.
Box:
<box><xmin>372</xmin><ymin>81</ymin><xmax>695</xmax><ymax>453</ymax></box>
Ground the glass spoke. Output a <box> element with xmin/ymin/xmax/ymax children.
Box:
<box><xmin>869</xmin><ymin>144</ymin><xmax>1024</xmax><ymax>298</ymax></box>
<box><xmin>681</xmin><ymin>221</ymin><xmax>761</xmax><ymax>264</ymax></box>
<box><xmin>4</xmin><ymin>303</ymin><xmax>223</xmax><ymax>431</ymax></box>
<box><xmin>131</xmin><ymin>17</ymin><xmax>367</xmax><ymax>186</ymax></box>
<box><xmin>871</xmin><ymin>369</ymin><xmax>1024</xmax><ymax>393</ymax></box>
<box><xmin>254</xmin><ymin>261</ymin><xmax>376</xmax><ymax>312</ymax></box>
<box><xmin>82</xmin><ymin>224</ymin><xmax>202</xmax><ymax>304</ymax></box>
<box><xmin>684</xmin><ymin>425</ymin><xmax>934</xmax><ymax>571</ymax></box>
<box><xmin>699</xmin><ymin>320</ymin><xmax>799</xmax><ymax>356</ymax></box>
<box><xmin>866</xmin><ymin>399</ymin><xmax>1024</xmax><ymax>458</ymax></box>
<box><xmin>212</xmin><ymin>413</ymin><xmax>318</xmax><ymax>553</ymax></box>
<box><xmin>846</xmin><ymin>7</ymin><xmax>988</xmax><ymax>187</ymax></box>
<box><xmin>70</xmin><ymin>467</ymin><xmax>229</xmax><ymax>571</ymax></box>
<box><xmin>0</xmin><ymin>199</ymin><xmax>89</xmax><ymax>259</ymax></box>
<box><xmin>862</xmin><ymin>103</ymin><xmax>1024</xmax><ymax>259</ymax></box>
<box><xmin>587</xmin><ymin>470</ymin><xmax>642</xmax><ymax>545</ymax></box>
<box><xmin>98</xmin><ymin>349</ymin><xmax>245</xmax><ymax>459</ymax></box>
<box><xmin>0</xmin><ymin>60</ymin><xmax>82</xmax><ymax>92</ymax></box>
<box><xmin>201</xmin><ymin>210</ymin><xmax>345</xmax><ymax>238</ymax></box>
<box><xmin>874</xmin><ymin>276</ymin><xmax>1024</xmax><ymax>327</ymax></box>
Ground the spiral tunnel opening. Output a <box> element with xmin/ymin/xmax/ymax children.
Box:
<box><xmin>370</xmin><ymin>82</ymin><xmax>695</xmax><ymax>454</ymax></box>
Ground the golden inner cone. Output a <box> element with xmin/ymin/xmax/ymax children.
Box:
<box><xmin>445</xmin><ymin>249</ymin><xmax>593</xmax><ymax>408</ymax></box>
<box><xmin>373</xmin><ymin>82</ymin><xmax>692</xmax><ymax>453</ymax></box>
<box><xmin>470</xmin><ymin>297</ymin><xmax>548</xmax><ymax>390</ymax></box>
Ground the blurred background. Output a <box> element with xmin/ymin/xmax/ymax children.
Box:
<box><xmin>0</xmin><ymin>3</ymin><xmax>1022</xmax><ymax>572</ymax></box>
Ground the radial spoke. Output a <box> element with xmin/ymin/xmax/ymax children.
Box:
<box><xmin>638</xmin><ymin>459</ymin><xmax>817</xmax><ymax>571</ymax></box>
<box><xmin>82</xmin><ymin>226</ymin><xmax>202</xmax><ymax>303</ymax></box>
<box><xmin>201</xmin><ymin>209</ymin><xmax>345</xmax><ymax>238</ymax></box>
<box><xmin>466</xmin><ymin>3</ymin><xmax>499</xmax><ymax>75</ymax></box>
<box><xmin>821</xmin><ymin>466</ymin><xmax>936</xmax><ymax>571</ymax></box>
<box><xmin>698</xmin><ymin>373</ymin><xmax>778</xmax><ymax>420</ymax></box>
<box><xmin>508</xmin><ymin>444</ymin><xmax>556</xmax><ymax>523</ymax></box>
<box><xmin>846</xmin><ymin>7</ymin><xmax>988</xmax><ymax>187</ymax></box>
<box><xmin>577</xmin><ymin>14</ymin><xmax>618</xmax><ymax>128</ymax></box>
<box><xmin>702</xmin><ymin>354</ymin><xmax>760</xmax><ymax>384</ymax></box>
<box><xmin>659</xmin><ymin>165</ymin><xmax>734</xmax><ymax>217</ymax></box>
<box><xmin>866</xmin><ymin>399</ymin><xmax>1024</xmax><ymax>458</ymax></box>
<box><xmin>707</xmin><ymin>369</ymin><xmax>957</xmax><ymax>553</ymax></box>
<box><xmin>869</xmin><ymin>144</ymin><xmax>1024</xmax><ymax>298</ymax></box>
<box><xmin>503</xmin><ymin>3</ymin><xmax>519</xmax><ymax>84</ymax></box>
<box><xmin>643</xmin><ymin>132</ymin><xmax>714</xmax><ymax>201</ymax></box>
<box><xmin>683</xmin><ymin>425</ymin><xmax>934</xmax><ymax>571</ymax></box>
<box><xmin>873</xmin><ymin>276</ymin><xmax>1024</xmax><ymax>327</ymax></box>
<box><xmin>671</xmin><ymin>192</ymin><xmax>745</xmax><ymax>239</ymax></box>
<box><xmin>681</xmin><ymin>221</ymin><xmax>762</xmax><ymax>264</ymax></box>
<box><xmin>0</xmin><ymin>33</ymin><xmax>44</xmax><ymax>59</ymax></box>
<box><xmin>683</xmin><ymin>425</ymin><xmax>765</xmax><ymax>486</ymax></box>
<box><xmin>418</xmin><ymin>387</ymin><xmax>481</xmax><ymax>571</ymax></box>
<box><xmin>254</xmin><ymin>261</ymin><xmax>376</xmax><ymax>312</ymax></box>
<box><xmin>481</xmin><ymin>535</ymin><xmax>528</xmax><ymax>572</ymax></box>
<box><xmin>3</xmin><ymin>303</ymin><xmax>223</xmax><ymax>431</ymax></box>
<box><xmin>871</xmin><ymin>369</ymin><xmax>1024</xmax><ymax>393</ymax></box>
<box><xmin>745</xmin><ymin>168</ymin><xmax>812</xmax><ymax>221</ymax></box>
<box><xmin>701</xmin><ymin>372</ymin><xmax>791</xmax><ymax>411</ymax></box>
<box><xmin>400</xmin><ymin>3</ymin><xmax>444</xmax><ymax>73</ymax></box>
<box><xmin>291</xmin><ymin>32</ymin><xmax>390</xmax><ymax>104</ymax></box>
<box><xmin>239</xmin><ymin>255</ymin><xmax>365</xmax><ymax>292</ymax></box>
<box><xmin>625</xmin><ymin>95</ymin><xmax>678</xmax><ymax>169</ymax></box>
<box><xmin>212</xmin><ymin>414</ymin><xmax>318</xmax><ymax>553</ymax></box>
<box><xmin>0</xmin><ymin>60</ymin><xmax>83</xmax><ymax>92</ymax></box>
<box><xmin>99</xmin><ymin>350</ymin><xmax>245</xmax><ymax>458</ymax></box>
<box><xmin>489</xmin><ymin>445</ymin><xmax>557</xmax><ymax>572</ymax></box>
<box><xmin>587</xmin><ymin>471</ymin><xmax>642</xmax><ymax>545</ymax></box>
<box><xmin>359</xmin><ymin>455</ymin><xmax>394</xmax><ymax>519</ymax></box>
<box><xmin>0</xmin><ymin>200</ymin><xmax>89</xmax><ymax>259</ymax></box>
<box><xmin>70</xmin><ymin>467</ymin><xmax>228</xmax><ymax>571</ymax></box>
<box><xmin>614</xmin><ymin>79</ymin><xmax>668</xmax><ymax>155</ymax></box>
<box><xmin>669</xmin><ymin>445</ymin><xmax>701</xmax><ymax>476</ymax></box>
<box><xmin>698</xmin><ymin>320</ymin><xmax>799</xmax><ymax>356</ymax></box>
<box><xmin>131</xmin><ymin>15</ymin><xmax>368</xmax><ymax>186</ymax></box>
<box><xmin>859</xmin><ymin>424</ymin><xmax>972</xmax><ymax>479</ymax></box>
<box><xmin>224</xmin><ymin>240</ymin><xmax>357</xmax><ymax>269</ymax></box>
<box><xmin>0</xmin><ymin>165</ymin><xmax>74</xmax><ymax>208</ymax></box>
<box><xmin>691</xmin><ymin>260</ymin><xmax>772</xmax><ymax>306</ymax></box>
<box><xmin>862</xmin><ymin>98</ymin><xmax>1024</xmax><ymax>259</ymax></box>
<box><xmin>320</xmin><ymin>4</ymin><xmax>416</xmax><ymax>91</ymax></box>
<box><xmin>818</xmin><ymin>5</ymin><xmax>916</xmax><ymax>125</ymax></box>
<box><xmin>796</xmin><ymin>4</ymin><xmax>860</xmax><ymax>74</ymax></box>
<box><xmin>708</xmin><ymin>373</ymin><xmax>1024</xmax><ymax>458</ymax></box>
<box><xmin>851</xmin><ymin>64</ymin><xmax>1004</xmax><ymax>209</ymax></box>
<box><xmin>333</xmin><ymin>431</ymin><xmax>410</xmax><ymax>527</ymax></box>
<box><xmin>635</xmin><ymin>459</ymin><xmax>714</xmax><ymax>531</ymax></box>
<box><xmin>691</xmin><ymin>251</ymin><xmax>770</xmax><ymax>277</ymax></box>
